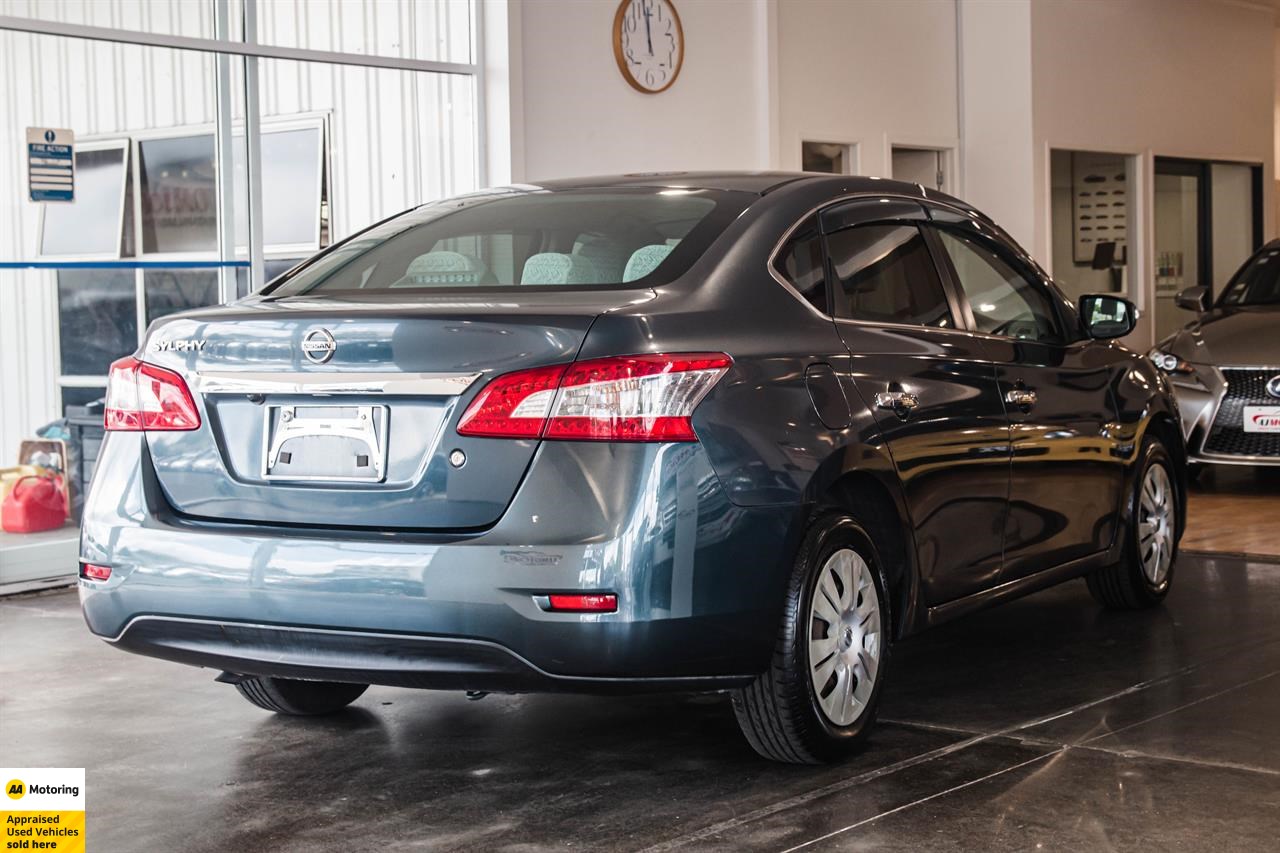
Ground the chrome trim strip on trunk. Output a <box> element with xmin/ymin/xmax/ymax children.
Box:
<box><xmin>193</xmin><ymin>371</ymin><xmax>483</xmax><ymax>396</ymax></box>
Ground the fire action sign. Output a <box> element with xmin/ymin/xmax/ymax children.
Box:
<box><xmin>2</xmin><ymin>769</ymin><xmax>83</xmax><ymax>852</ymax></box>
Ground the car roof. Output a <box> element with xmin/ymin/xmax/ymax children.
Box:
<box><xmin>522</xmin><ymin>171</ymin><xmax>984</xmax><ymax>214</ymax></box>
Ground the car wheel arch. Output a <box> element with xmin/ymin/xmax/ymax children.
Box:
<box><xmin>809</xmin><ymin>466</ymin><xmax>922</xmax><ymax>642</ymax></box>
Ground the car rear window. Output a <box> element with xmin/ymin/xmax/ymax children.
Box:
<box><xmin>262</xmin><ymin>188</ymin><xmax>747</xmax><ymax>296</ymax></box>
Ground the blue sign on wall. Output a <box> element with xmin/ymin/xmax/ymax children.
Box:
<box><xmin>27</xmin><ymin>127</ymin><xmax>75</xmax><ymax>203</ymax></box>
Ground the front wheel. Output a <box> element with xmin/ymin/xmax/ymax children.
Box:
<box><xmin>1087</xmin><ymin>438</ymin><xmax>1179</xmax><ymax>609</ymax></box>
<box><xmin>732</xmin><ymin>511</ymin><xmax>890</xmax><ymax>764</ymax></box>
<box><xmin>235</xmin><ymin>676</ymin><xmax>368</xmax><ymax>715</ymax></box>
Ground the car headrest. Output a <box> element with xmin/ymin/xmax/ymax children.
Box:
<box><xmin>521</xmin><ymin>253</ymin><xmax>598</xmax><ymax>285</ymax></box>
<box><xmin>394</xmin><ymin>251</ymin><xmax>488</xmax><ymax>286</ymax></box>
<box><xmin>623</xmin><ymin>244</ymin><xmax>675</xmax><ymax>283</ymax></box>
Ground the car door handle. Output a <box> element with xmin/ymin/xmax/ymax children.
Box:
<box><xmin>875</xmin><ymin>391</ymin><xmax>920</xmax><ymax>416</ymax></box>
<box><xmin>1005</xmin><ymin>388</ymin><xmax>1038</xmax><ymax>410</ymax></box>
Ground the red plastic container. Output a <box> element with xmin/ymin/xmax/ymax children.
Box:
<box><xmin>1</xmin><ymin>475</ymin><xmax>68</xmax><ymax>533</ymax></box>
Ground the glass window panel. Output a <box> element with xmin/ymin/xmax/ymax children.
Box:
<box><xmin>773</xmin><ymin>217</ymin><xmax>828</xmax><ymax>314</ymax></box>
<box><xmin>1220</xmin><ymin>246</ymin><xmax>1280</xmax><ymax>306</ymax></box>
<box><xmin>256</xmin><ymin>0</ymin><xmax>473</xmax><ymax>63</ymax></box>
<box><xmin>57</xmin><ymin>269</ymin><xmax>137</xmax><ymax>376</ymax></box>
<box><xmin>233</xmin><ymin>128</ymin><xmax>322</xmax><ymax>249</ymax></box>
<box><xmin>144</xmin><ymin>270</ymin><xmax>221</xmax><ymax>324</ymax></box>
<box><xmin>266</xmin><ymin>190</ymin><xmax>734</xmax><ymax>295</ymax></box>
<box><xmin>39</xmin><ymin>147</ymin><xmax>126</xmax><ymax>256</ymax></box>
<box><xmin>139</xmin><ymin>135</ymin><xmax>217</xmax><ymax>254</ymax></box>
<box><xmin>828</xmin><ymin>224</ymin><xmax>953</xmax><ymax>328</ymax></box>
<box><xmin>934</xmin><ymin>229</ymin><xmax>1062</xmax><ymax>343</ymax></box>
<box><xmin>61</xmin><ymin>386</ymin><xmax>106</xmax><ymax>414</ymax></box>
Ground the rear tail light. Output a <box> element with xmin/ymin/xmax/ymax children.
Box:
<box><xmin>457</xmin><ymin>353</ymin><xmax>731</xmax><ymax>442</ymax></box>
<box><xmin>104</xmin><ymin>356</ymin><xmax>201</xmax><ymax>432</ymax></box>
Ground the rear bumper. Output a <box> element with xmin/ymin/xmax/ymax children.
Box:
<box><xmin>80</xmin><ymin>434</ymin><xmax>801</xmax><ymax>690</ymax></box>
<box><xmin>107</xmin><ymin>617</ymin><xmax>752</xmax><ymax>692</ymax></box>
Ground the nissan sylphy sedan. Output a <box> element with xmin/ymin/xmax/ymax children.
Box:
<box><xmin>80</xmin><ymin>173</ymin><xmax>1185</xmax><ymax>764</ymax></box>
<box><xmin>1151</xmin><ymin>239</ymin><xmax>1280</xmax><ymax>475</ymax></box>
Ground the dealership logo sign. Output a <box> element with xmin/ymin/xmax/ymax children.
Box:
<box><xmin>302</xmin><ymin>328</ymin><xmax>337</xmax><ymax>364</ymax></box>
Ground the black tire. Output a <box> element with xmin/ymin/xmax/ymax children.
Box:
<box><xmin>1087</xmin><ymin>438</ymin><xmax>1179</xmax><ymax>610</ymax></box>
<box><xmin>731</xmin><ymin>511</ymin><xmax>891</xmax><ymax>764</ymax></box>
<box><xmin>235</xmin><ymin>676</ymin><xmax>368</xmax><ymax>715</ymax></box>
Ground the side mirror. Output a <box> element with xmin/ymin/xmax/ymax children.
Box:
<box><xmin>1175</xmin><ymin>286</ymin><xmax>1210</xmax><ymax>314</ymax></box>
<box><xmin>1079</xmin><ymin>294</ymin><xmax>1137</xmax><ymax>340</ymax></box>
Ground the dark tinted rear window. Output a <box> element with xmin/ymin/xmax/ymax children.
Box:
<box><xmin>773</xmin><ymin>216</ymin><xmax>828</xmax><ymax>314</ymax></box>
<box><xmin>263</xmin><ymin>188</ymin><xmax>746</xmax><ymax>296</ymax></box>
<box><xmin>827</xmin><ymin>224</ymin><xmax>953</xmax><ymax>328</ymax></box>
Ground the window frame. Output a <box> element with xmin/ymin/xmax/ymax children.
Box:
<box><xmin>36</xmin><ymin>137</ymin><xmax>131</xmax><ymax>262</ymax></box>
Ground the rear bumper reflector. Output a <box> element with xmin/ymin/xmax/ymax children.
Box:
<box><xmin>540</xmin><ymin>593</ymin><xmax>618</xmax><ymax>613</ymax></box>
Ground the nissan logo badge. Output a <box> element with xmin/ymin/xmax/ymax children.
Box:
<box><xmin>301</xmin><ymin>328</ymin><xmax>337</xmax><ymax>364</ymax></box>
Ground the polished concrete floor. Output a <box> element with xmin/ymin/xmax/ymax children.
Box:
<box><xmin>1184</xmin><ymin>465</ymin><xmax>1280</xmax><ymax>558</ymax></box>
<box><xmin>2</xmin><ymin>552</ymin><xmax>1278</xmax><ymax>852</ymax></box>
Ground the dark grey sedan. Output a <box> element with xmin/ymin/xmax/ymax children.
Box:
<box><xmin>1151</xmin><ymin>239</ymin><xmax>1280</xmax><ymax>474</ymax></box>
<box><xmin>80</xmin><ymin>173</ymin><xmax>1185</xmax><ymax>763</ymax></box>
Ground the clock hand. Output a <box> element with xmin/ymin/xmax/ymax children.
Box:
<box><xmin>644</xmin><ymin>1</ymin><xmax>653</xmax><ymax>55</ymax></box>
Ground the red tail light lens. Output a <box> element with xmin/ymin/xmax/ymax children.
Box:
<box><xmin>456</xmin><ymin>363</ymin><xmax>567</xmax><ymax>438</ymax></box>
<box><xmin>456</xmin><ymin>353</ymin><xmax>731</xmax><ymax>442</ymax></box>
<box><xmin>104</xmin><ymin>356</ymin><xmax>201</xmax><ymax>432</ymax></box>
<box><xmin>545</xmin><ymin>593</ymin><xmax>617</xmax><ymax>613</ymax></box>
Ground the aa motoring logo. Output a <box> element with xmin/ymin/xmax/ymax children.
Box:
<box><xmin>2</xmin><ymin>768</ymin><xmax>85</xmax><ymax>852</ymax></box>
<box><xmin>1252</xmin><ymin>412</ymin><xmax>1280</xmax><ymax>428</ymax></box>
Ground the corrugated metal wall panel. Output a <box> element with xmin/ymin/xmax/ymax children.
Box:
<box><xmin>0</xmin><ymin>0</ymin><xmax>478</xmax><ymax>466</ymax></box>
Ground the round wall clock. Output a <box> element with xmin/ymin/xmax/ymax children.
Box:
<box><xmin>613</xmin><ymin>0</ymin><xmax>684</xmax><ymax>94</ymax></box>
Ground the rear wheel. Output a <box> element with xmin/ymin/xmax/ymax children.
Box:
<box><xmin>1087</xmin><ymin>438</ymin><xmax>1179</xmax><ymax>609</ymax></box>
<box><xmin>235</xmin><ymin>676</ymin><xmax>368</xmax><ymax>715</ymax></box>
<box><xmin>732</xmin><ymin>511</ymin><xmax>890</xmax><ymax>764</ymax></box>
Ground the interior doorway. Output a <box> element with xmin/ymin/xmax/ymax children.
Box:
<box><xmin>891</xmin><ymin>145</ymin><xmax>949</xmax><ymax>192</ymax></box>
<box><xmin>1153</xmin><ymin>157</ymin><xmax>1262</xmax><ymax>341</ymax></box>
<box><xmin>1049</xmin><ymin>149</ymin><xmax>1135</xmax><ymax>304</ymax></box>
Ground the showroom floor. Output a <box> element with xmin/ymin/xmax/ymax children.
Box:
<box><xmin>2</xmin><ymin>551</ymin><xmax>1277</xmax><ymax>852</ymax></box>
<box><xmin>1184</xmin><ymin>466</ymin><xmax>1280</xmax><ymax>558</ymax></box>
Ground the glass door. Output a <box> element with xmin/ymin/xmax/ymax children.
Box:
<box><xmin>1153</xmin><ymin>159</ymin><xmax>1208</xmax><ymax>342</ymax></box>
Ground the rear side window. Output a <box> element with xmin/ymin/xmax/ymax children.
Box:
<box><xmin>773</xmin><ymin>217</ymin><xmax>828</xmax><ymax>314</ymax></box>
<box><xmin>827</xmin><ymin>224</ymin><xmax>954</xmax><ymax>328</ymax></box>
<box><xmin>264</xmin><ymin>189</ymin><xmax>745</xmax><ymax>296</ymax></box>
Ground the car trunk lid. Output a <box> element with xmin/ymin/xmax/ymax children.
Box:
<box><xmin>141</xmin><ymin>291</ymin><xmax>649</xmax><ymax>530</ymax></box>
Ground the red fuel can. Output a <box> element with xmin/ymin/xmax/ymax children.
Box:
<box><xmin>1</xmin><ymin>475</ymin><xmax>68</xmax><ymax>533</ymax></box>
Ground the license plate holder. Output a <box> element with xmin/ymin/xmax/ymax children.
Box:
<box><xmin>261</xmin><ymin>404</ymin><xmax>389</xmax><ymax>482</ymax></box>
<box><xmin>1243</xmin><ymin>405</ymin><xmax>1280</xmax><ymax>434</ymax></box>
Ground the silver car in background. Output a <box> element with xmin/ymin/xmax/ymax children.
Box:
<box><xmin>1150</xmin><ymin>239</ymin><xmax>1280</xmax><ymax>475</ymax></box>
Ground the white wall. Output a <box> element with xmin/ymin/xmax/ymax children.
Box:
<box><xmin>958</xmin><ymin>0</ymin><xmax>1035</xmax><ymax>248</ymax></box>
<box><xmin>508</xmin><ymin>0</ymin><xmax>773</xmax><ymax>181</ymax></box>
<box><xmin>775</xmin><ymin>0</ymin><xmax>959</xmax><ymax>179</ymax></box>
<box><xmin>1028</xmin><ymin>0</ymin><xmax>1276</xmax><ymax>346</ymax></box>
